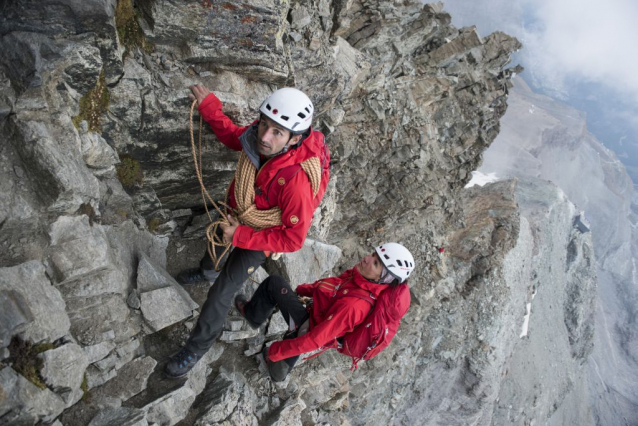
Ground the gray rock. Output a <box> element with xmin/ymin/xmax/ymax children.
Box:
<box><xmin>266</xmin><ymin>239</ymin><xmax>342</xmax><ymax>289</ymax></box>
<box><xmin>81</xmin><ymin>132</ymin><xmax>120</xmax><ymax>170</ymax></box>
<box><xmin>7</xmin><ymin>107</ymin><xmax>100</xmax><ymax>214</ymax></box>
<box><xmin>0</xmin><ymin>289</ymin><xmax>32</xmax><ymax>348</ymax></box>
<box><xmin>264</xmin><ymin>396</ymin><xmax>307</xmax><ymax>426</ymax></box>
<box><xmin>139</xmin><ymin>0</ymin><xmax>289</xmax><ymax>83</ymax></box>
<box><xmin>62</xmin><ymin>43</ymin><xmax>103</xmax><ymax>94</ymax></box>
<box><xmin>39</xmin><ymin>342</ymin><xmax>90</xmax><ymax>407</ymax></box>
<box><xmin>83</xmin><ymin>340</ymin><xmax>116</xmax><ymax>364</ymax></box>
<box><xmin>142</xmin><ymin>346</ymin><xmax>224</xmax><ymax>426</ymax></box>
<box><xmin>137</xmin><ymin>252</ymin><xmax>184</xmax><ymax>294</ymax></box>
<box><xmin>266</xmin><ymin>312</ymin><xmax>289</xmax><ymax>337</ymax></box>
<box><xmin>59</xmin><ymin>268</ymin><xmax>127</xmax><ymax>299</ymax></box>
<box><xmin>66</xmin><ymin>292</ymin><xmax>131</xmax><ymax>346</ymax></box>
<box><xmin>94</xmin><ymin>338</ymin><xmax>140</xmax><ymax>373</ymax></box>
<box><xmin>48</xmin><ymin>216</ymin><xmax>113</xmax><ymax>284</ymax></box>
<box><xmin>0</xmin><ymin>367</ymin><xmax>66</xmax><ymax>424</ymax></box>
<box><xmin>226</xmin><ymin>316</ymin><xmax>245</xmax><ymax>332</ymax></box>
<box><xmin>194</xmin><ymin>370</ymin><xmax>243</xmax><ymax>425</ymax></box>
<box><xmin>429</xmin><ymin>27</ymin><xmax>484</xmax><ymax>65</ymax></box>
<box><xmin>104</xmin><ymin>220</ymin><xmax>169</xmax><ymax>286</ymax></box>
<box><xmin>127</xmin><ymin>290</ymin><xmax>141</xmax><ymax>309</ymax></box>
<box><xmin>291</xmin><ymin>5</ymin><xmax>312</xmax><ymax>29</ymax></box>
<box><xmin>88</xmin><ymin>407</ymin><xmax>148</xmax><ymax>426</ymax></box>
<box><xmin>93</xmin><ymin>356</ymin><xmax>157</xmax><ymax>404</ymax></box>
<box><xmin>140</xmin><ymin>286</ymin><xmax>197</xmax><ymax>332</ymax></box>
<box><xmin>86</xmin><ymin>365</ymin><xmax>117</xmax><ymax>390</ymax></box>
<box><xmin>219</xmin><ymin>329</ymin><xmax>260</xmax><ymax>342</ymax></box>
<box><xmin>0</xmin><ymin>261</ymin><xmax>70</xmax><ymax>344</ymax></box>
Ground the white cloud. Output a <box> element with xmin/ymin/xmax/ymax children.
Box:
<box><xmin>438</xmin><ymin>0</ymin><xmax>638</xmax><ymax>105</ymax></box>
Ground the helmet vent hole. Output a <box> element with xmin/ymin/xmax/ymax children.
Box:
<box><xmin>297</xmin><ymin>112</ymin><xmax>306</xmax><ymax>119</ymax></box>
<box><xmin>280</xmin><ymin>115</ymin><xmax>289</xmax><ymax>121</ymax></box>
<box><xmin>305</xmin><ymin>107</ymin><xmax>310</xmax><ymax>113</ymax></box>
<box><xmin>266</xmin><ymin>104</ymin><xmax>272</xmax><ymax>111</ymax></box>
<box><xmin>384</xmin><ymin>254</ymin><xmax>390</xmax><ymax>260</ymax></box>
<box><xmin>397</xmin><ymin>260</ymin><xmax>403</xmax><ymax>267</ymax></box>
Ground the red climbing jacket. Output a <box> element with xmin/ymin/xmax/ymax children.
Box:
<box><xmin>198</xmin><ymin>93</ymin><xmax>330</xmax><ymax>253</ymax></box>
<box><xmin>267</xmin><ymin>268</ymin><xmax>387</xmax><ymax>362</ymax></box>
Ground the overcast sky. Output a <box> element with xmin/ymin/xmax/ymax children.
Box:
<box><xmin>438</xmin><ymin>0</ymin><xmax>638</xmax><ymax>103</ymax></box>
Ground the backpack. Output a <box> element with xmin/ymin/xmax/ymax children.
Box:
<box><xmin>336</xmin><ymin>283</ymin><xmax>411</xmax><ymax>369</ymax></box>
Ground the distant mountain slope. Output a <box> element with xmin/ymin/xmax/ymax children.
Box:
<box><xmin>480</xmin><ymin>78</ymin><xmax>638</xmax><ymax>425</ymax></box>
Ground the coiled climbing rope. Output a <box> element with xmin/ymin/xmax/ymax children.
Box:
<box><xmin>188</xmin><ymin>99</ymin><xmax>323</xmax><ymax>271</ymax></box>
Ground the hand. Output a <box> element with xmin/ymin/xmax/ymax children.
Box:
<box><xmin>189</xmin><ymin>84</ymin><xmax>211</xmax><ymax>105</ymax></box>
<box><xmin>297</xmin><ymin>295</ymin><xmax>312</xmax><ymax>305</ymax></box>
<box><xmin>220</xmin><ymin>214</ymin><xmax>239</xmax><ymax>245</ymax></box>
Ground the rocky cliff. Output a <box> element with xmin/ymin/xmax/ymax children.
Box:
<box><xmin>0</xmin><ymin>1</ymin><xmax>596</xmax><ymax>425</ymax></box>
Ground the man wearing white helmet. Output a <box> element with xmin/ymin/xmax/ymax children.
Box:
<box><xmin>235</xmin><ymin>242</ymin><xmax>415</xmax><ymax>382</ymax></box>
<box><xmin>166</xmin><ymin>85</ymin><xmax>330</xmax><ymax>378</ymax></box>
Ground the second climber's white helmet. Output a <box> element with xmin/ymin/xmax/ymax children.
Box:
<box><xmin>259</xmin><ymin>87</ymin><xmax>314</xmax><ymax>134</ymax></box>
<box><xmin>375</xmin><ymin>243</ymin><xmax>415</xmax><ymax>283</ymax></box>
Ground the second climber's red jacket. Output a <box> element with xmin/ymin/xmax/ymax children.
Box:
<box><xmin>267</xmin><ymin>268</ymin><xmax>388</xmax><ymax>362</ymax></box>
<box><xmin>198</xmin><ymin>93</ymin><xmax>330</xmax><ymax>253</ymax></box>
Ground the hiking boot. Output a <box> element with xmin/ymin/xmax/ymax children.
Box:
<box><xmin>263</xmin><ymin>346</ymin><xmax>291</xmax><ymax>382</ymax></box>
<box><xmin>176</xmin><ymin>268</ymin><xmax>218</xmax><ymax>286</ymax></box>
<box><xmin>235</xmin><ymin>294</ymin><xmax>261</xmax><ymax>330</ymax></box>
<box><xmin>165</xmin><ymin>348</ymin><xmax>200</xmax><ymax>378</ymax></box>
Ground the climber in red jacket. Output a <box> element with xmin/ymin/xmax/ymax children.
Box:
<box><xmin>166</xmin><ymin>85</ymin><xmax>330</xmax><ymax>378</ymax></box>
<box><xmin>235</xmin><ymin>242</ymin><xmax>415</xmax><ymax>382</ymax></box>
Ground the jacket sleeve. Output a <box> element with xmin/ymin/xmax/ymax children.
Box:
<box><xmin>295</xmin><ymin>283</ymin><xmax>315</xmax><ymax>297</ymax></box>
<box><xmin>197</xmin><ymin>93</ymin><xmax>248</xmax><ymax>151</ymax></box>
<box><xmin>267</xmin><ymin>301</ymin><xmax>368</xmax><ymax>362</ymax></box>
<box><xmin>232</xmin><ymin>168</ymin><xmax>314</xmax><ymax>252</ymax></box>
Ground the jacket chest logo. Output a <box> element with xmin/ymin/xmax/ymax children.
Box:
<box><xmin>290</xmin><ymin>215</ymin><xmax>299</xmax><ymax>225</ymax></box>
<box><xmin>278</xmin><ymin>177</ymin><xmax>286</xmax><ymax>186</ymax></box>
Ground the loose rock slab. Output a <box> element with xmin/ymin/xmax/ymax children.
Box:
<box><xmin>39</xmin><ymin>342</ymin><xmax>90</xmax><ymax>407</ymax></box>
<box><xmin>0</xmin><ymin>367</ymin><xmax>66</xmax><ymax>424</ymax></box>
<box><xmin>140</xmin><ymin>286</ymin><xmax>197</xmax><ymax>332</ymax></box>
<box><xmin>0</xmin><ymin>260</ymin><xmax>70</xmax><ymax>344</ymax></box>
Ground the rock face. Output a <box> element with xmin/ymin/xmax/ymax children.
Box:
<box><xmin>1</xmin><ymin>1</ymin><xmax>603</xmax><ymax>426</ymax></box>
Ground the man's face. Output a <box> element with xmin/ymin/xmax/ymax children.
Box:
<box><xmin>355</xmin><ymin>251</ymin><xmax>384</xmax><ymax>282</ymax></box>
<box><xmin>257</xmin><ymin>116</ymin><xmax>300</xmax><ymax>157</ymax></box>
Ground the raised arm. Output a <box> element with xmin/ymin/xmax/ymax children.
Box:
<box><xmin>190</xmin><ymin>85</ymin><xmax>247</xmax><ymax>151</ymax></box>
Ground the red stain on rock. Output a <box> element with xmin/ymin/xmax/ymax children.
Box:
<box><xmin>241</xmin><ymin>15</ymin><xmax>257</xmax><ymax>24</ymax></box>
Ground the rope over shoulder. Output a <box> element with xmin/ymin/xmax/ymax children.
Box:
<box><xmin>188</xmin><ymin>99</ymin><xmax>323</xmax><ymax>270</ymax></box>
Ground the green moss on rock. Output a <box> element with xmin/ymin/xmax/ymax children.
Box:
<box><xmin>81</xmin><ymin>373</ymin><xmax>89</xmax><ymax>401</ymax></box>
<box><xmin>72</xmin><ymin>71</ymin><xmax>109</xmax><ymax>132</ymax></box>
<box><xmin>116</xmin><ymin>155</ymin><xmax>143</xmax><ymax>188</ymax></box>
<box><xmin>148</xmin><ymin>217</ymin><xmax>161</xmax><ymax>233</ymax></box>
<box><xmin>116</xmin><ymin>0</ymin><xmax>154</xmax><ymax>55</ymax></box>
<box><xmin>7</xmin><ymin>337</ymin><xmax>56</xmax><ymax>390</ymax></box>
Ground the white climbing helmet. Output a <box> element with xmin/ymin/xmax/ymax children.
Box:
<box><xmin>375</xmin><ymin>242</ymin><xmax>415</xmax><ymax>283</ymax></box>
<box><xmin>259</xmin><ymin>87</ymin><xmax>314</xmax><ymax>134</ymax></box>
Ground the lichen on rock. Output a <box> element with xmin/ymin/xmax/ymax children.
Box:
<box><xmin>72</xmin><ymin>71</ymin><xmax>110</xmax><ymax>132</ymax></box>
<box><xmin>116</xmin><ymin>155</ymin><xmax>143</xmax><ymax>188</ymax></box>
<box><xmin>115</xmin><ymin>0</ymin><xmax>154</xmax><ymax>56</ymax></box>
